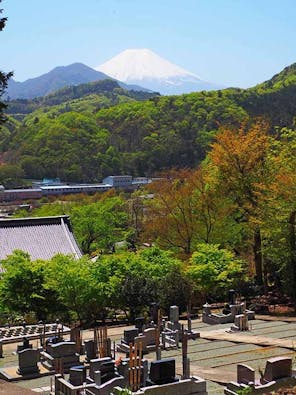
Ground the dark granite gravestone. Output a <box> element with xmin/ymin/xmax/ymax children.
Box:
<box><xmin>17</xmin><ymin>348</ymin><xmax>40</xmax><ymax>375</ymax></box>
<box><xmin>100</xmin><ymin>360</ymin><xmax>116</xmax><ymax>383</ymax></box>
<box><xmin>69</xmin><ymin>365</ymin><xmax>86</xmax><ymax>386</ymax></box>
<box><xmin>89</xmin><ymin>357</ymin><xmax>112</xmax><ymax>380</ymax></box>
<box><xmin>41</xmin><ymin>341</ymin><xmax>79</xmax><ymax>371</ymax></box>
<box><xmin>84</xmin><ymin>339</ymin><xmax>96</xmax><ymax>361</ymax></box>
<box><xmin>148</xmin><ymin>358</ymin><xmax>177</xmax><ymax>385</ymax></box>
<box><xmin>123</xmin><ymin>328</ymin><xmax>139</xmax><ymax>345</ymax></box>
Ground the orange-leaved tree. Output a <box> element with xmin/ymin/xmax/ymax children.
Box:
<box><xmin>209</xmin><ymin>121</ymin><xmax>273</xmax><ymax>286</ymax></box>
<box><xmin>143</xmin><ymin>167</ymin><xmax>235</xmax><ymax>256</ymax></box>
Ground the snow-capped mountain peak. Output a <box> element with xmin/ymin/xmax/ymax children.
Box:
<box><xmin>96</xmin><ymin>48</ymin><xmax>222</xmax><ymax>94</ymax></box>
<box><xmin>96</xmin><ymin>48</ymin><xmax>199</xmax><ymax>82</ymax></box>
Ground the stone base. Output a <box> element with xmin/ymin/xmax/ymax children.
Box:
<box><xmin>0</xmin><ymin>363</ymin><xmax>51</xmax><ymax>382</ymax></box>
<box><xmin>17</xmin><ymin>366</ymin><xmax>40</xmax><ymax>376</ymax></box>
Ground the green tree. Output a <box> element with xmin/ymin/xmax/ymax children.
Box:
<box><xmin>0</xmin><ymin>251</ymin><xmax>62</xmax><ymax>320</ymax></box>
<box><xmin>92</xmin><ymin>247</ymin><xmax>189</xmax><ymax>320</ymax></box>
<box><xmin>0</xmin><ymin>164</ymin><xmax>25</xmax><ymax>188</ymax></box>
<box><xmin>44</xmin><ymin>254</ymin><xmax>105</xmax><ymax>322</ymax></box>
<box><xmin>71</xmin><ymin>196</ymin><xmax>128</xmax><ymax>254</ymax></box>
<box><xmin>186</xmin><ymin>243</ymin><xmax>246</xmax><ymax>302</ymax></box>
<box><xmin>18</xmin><ymin>194</ymin><xmax>129</xmax><ymax>255</ymax></box>
<box><xmin>260</xmin><ymin>129</ymin><xmax>296</xmax><ymax>302</ymax></box>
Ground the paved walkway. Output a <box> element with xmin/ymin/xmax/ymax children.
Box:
<box><xmin>175</xmin><ymin>362</ymin><xmax>236</xmax><ymax>384</ymax></box>
<box><xmin>256</xmin><ymin>314</ymin><xmax>296</xmax><ymax>322</ymax></box>
<box><xmin>199</xmin><ymin>328</ymin><xmax>296</xmax><ymax>350</ymax></box>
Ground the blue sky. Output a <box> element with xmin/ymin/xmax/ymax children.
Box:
<box><xmin>2</xmin><ymin>0</ymin><xmax>296</xmax><ymax>87</ymax></box>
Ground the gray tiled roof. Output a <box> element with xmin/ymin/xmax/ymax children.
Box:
<box><xmin>0</xmin><ymin>216</ymin><xmax>82</xmax><ymax>260</ymax></box>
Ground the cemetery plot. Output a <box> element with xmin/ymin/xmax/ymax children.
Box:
<box><xmin>160</xmin><ymin>318</ymin><xmax>296</xmax><ymax>391</ymax></box>
<box><xmin>161</xmin><ymin>340</ymin><xmax>261</xmax><ymax>359</ymax></box>
<box><xmin>0</xmin><ymin>316</ymin><xmax>293</xmax><ymax>395</ymax></box>
<box><xmin>198</xmin><ymin>347</ymin><xmax>294</xmax><ymax>369</ymax></box>
<box><xmin>261</xmin><ymin>329</ymin><xmax>296</xmax><ymax>339</ymax></box>
<box><xmin>246</xmin><ymin>320</ymin><xmax>289</xmax><ymax>333</ymax></box>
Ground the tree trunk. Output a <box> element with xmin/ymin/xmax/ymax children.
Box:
<box><xmin>253</xmin><ymin>227</ymin><xmax>263</xmax><ymax>286</ymax></box>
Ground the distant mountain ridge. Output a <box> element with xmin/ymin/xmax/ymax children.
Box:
<box><xmin>97</xmin><ymin>48</ymin><xmax>223</xmax><ymax>94</ymax></box>
<box><xmin>6</xmin><ymin>50</ymin><xmax>224</xmax><ymax>99</ymax></box>
<box><xmin>6</xmin><ymin>79</ymin><xmax>159</xmax><ymax>118</ymax></box>
<box><xmin>6</xmin><ymin>63</ymin><xmax>152</xmax><ymax>99</ymax></box>
<box><xmin>3</xmin><ymin>61</ymin><xmax>296</xmax><ymax>182</ymax></box>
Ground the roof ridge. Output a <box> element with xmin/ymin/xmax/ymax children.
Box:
<box><xmin>0</xmin><ymin>216</ymin><xmax>70</xmax><ymax>227</ymax></box>
<box><xmin>60</xmin><ymin>217</ymin><xmax>81</xmax><ymax>259</ymax></box>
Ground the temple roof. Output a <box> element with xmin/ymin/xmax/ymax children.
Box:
<box><xmin>0</xmin><ymin>216</ymin><xmax>82</xmax><ymax>260</ymax></box>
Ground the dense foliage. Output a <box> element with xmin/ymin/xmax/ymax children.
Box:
<box><xmin>0</xmin><ymin>244</ymin><xmax>249</xmax><ymax>322</ymax></box>
<box><xmin>144</xmin><ymin>124</ymin><xmax>296</xmax><ymax>299</ymax></box>
<box><xmin>6</xmin><ymin>79</ymin><xmax>158</xmax><ymax>118</ymax></box>
<box><xmin>2</xmin><ymin>63</ymin><xmax>296</xmax><ymax>182</ymax></box>
<box><xmin>0</xmin><ymin>246</ymin><xmax>243</xmax><ymax>323</ymax></box>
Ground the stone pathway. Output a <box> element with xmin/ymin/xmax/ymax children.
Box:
<box><xmin>255</xmin><ymin>314</ymin><xmax>296</xmax><ymax>322</ymax></box>
<box><xmin>199</xmin><ymin>329</ymin><xmax>296</xmax><ymax>350</ymax></box>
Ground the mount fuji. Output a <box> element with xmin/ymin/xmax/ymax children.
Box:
<box><xmin>96</xmin><ymin>48</ymin><xmax>222</xmax><ymax>95</ymax></box>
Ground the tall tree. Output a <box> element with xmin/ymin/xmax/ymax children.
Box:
<box><xmin>144</xmin><ymin>169</ymin><xmax>201</xmax><ymax>255</ymax></box>
<box><xmin>209</xmin><ymin>121</ymin><xmax>273</xmax><ymax>286</ymax></box>
<box><xmin>261</xmin><ymin>129</ymin><xmax>296</xmax><ymax>301</ymax></box>
<box><xmin>143</xmin><ymin>167</ymin><xmax>238</xmax><ymax>256</ymax></box>
<box><xmin>0</xmin><ymin>2</ymin><xmax>13</xmax><ymax>125</ymax></box>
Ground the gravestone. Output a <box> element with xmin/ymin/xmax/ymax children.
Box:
<box><xmin>143</xmin><ymin>327</ymin><xmax>157</xmax><ymax>347</ymax></box>
<box><xmin>167</xmin><ymin>305</ymin><xmax>181</xmax><ymax>332</ymax></box>
<box><xmin>41</xmin><ymin>341</ymin><xmax>79</xmax><ymax>371</ymax></box>
<box><xmin>69</xmin><ymin>365</ymin><xmax>86</xmax><ymax>386</ymax></box>
<box><xmin>17</xmin><ymin>337</ymin><xmax>32</xmax><ymax>352</ymax></box>
<box><xmin>100</xmin><ymin>360</ymin><xmax>116</xmax><ymax>383</ymax></box>
<box><xmin>169</xmin><ymin>306</ymin><xmax>179</xmax><ymax>323</ymax></box>
<box><xmin>148</xmin><ymin>358</ymin><xmax>177</xmax><ymax>385</ymax></box>
<box><xmin>84</xmin><ymin>339</ymin><xmax>96</xmax><ymax>361</ymax></box>
<box><xmin>262</xmin><ymin>357</ymin><xmax>292</xmax><ymax>383</ymax></box>
<box><xmin>134</xmin><ymin>328</ymin><xmax>157</xmax><ymax>353</ymax></box>
<box><xmin>202</xmin><ymin>303</ymin><xmax>211</xmax><ymax>316</ymax></box>
<box><xmin>123</xmin><ymin>328</ymin><xmax>139</xmax><ymax>345</ymax></box>
<box><xmin>17</xmin><ymin>348</ymin><xmax>40</xmax><ymax>375</ymax></box>
<box><xmin>89</xmin><ymin>357</ymin><xmax>112</xmax><ymax>380</ymax></box>
<box><xmin>237</xmin><ymin>364</ymin><xmax>255</xmax><ymax>384</ymax></box>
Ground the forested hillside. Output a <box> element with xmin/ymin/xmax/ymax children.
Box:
<box><xmin>6</xmin><ymin>79</ymin><xmax>158</xmax><ymax>119</ymax></box>
<box><xmin>2</xmin><ymin>63</ymin><xmax>296</xmax><ymax>182</ymax></box>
